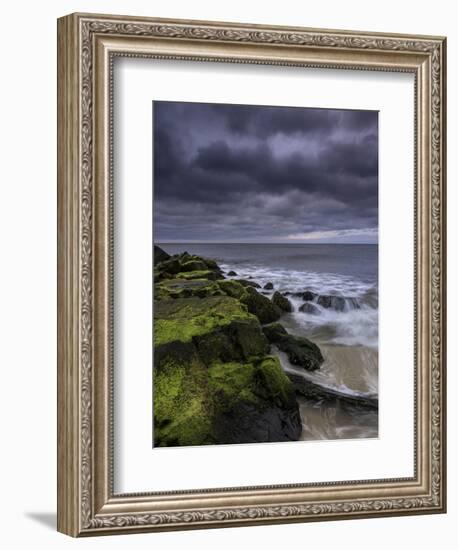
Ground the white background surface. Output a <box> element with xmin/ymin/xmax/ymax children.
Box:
<box><xmin>0</xmin><ymin>1</ymin><xmax>455</xmax><ymax>548</ymax></box>
<box><xmin>115</xmin><ymin>59</ymin><xmax>414</xmax><ymax>493</ymax></box>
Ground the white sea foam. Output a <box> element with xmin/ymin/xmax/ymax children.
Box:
<box><xmin>220</xmin><ymin>262</ymin><xmax>379</xmax><ymax>350</ymax></box>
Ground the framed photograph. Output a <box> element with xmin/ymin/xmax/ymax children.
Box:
<box><xmin>57</xmin><ymin>13</ymin><xmax>446</xmax><ymax>536</ymax></box>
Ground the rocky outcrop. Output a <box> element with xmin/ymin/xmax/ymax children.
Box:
<box><xmin>301</xmin><ymin>289</ymin><xmax>361</xmax><ymax>312</ymax></box>
<box><xmin>154</xmin><ymin>250</ymin><xmax>224</xmax><ymax>282</ymax></box>
<box><xmin>299</xmin><ymin>302</ymin><xmax>321</xmax><ymax>315</ymax></box>
<box><xmin>154</xmin><ymin>244</ymin><xmax>171</xmax><ymax>265</ymax></box>
<box><xmin>240</xmin><ymin>286</ymin><xmax>282</xmax><ymax>324</ymax></box>
<box><xmin>236</xmin><ymin>279</ymin><xmax>262</xmax><ymax>289</ymax></box>
<box><xmin>272</xmin><ymin>291</ymin><xmax>293</xmax><ymax>312</ymax></box>
<box><xmin>286</xmin><ymin>371</ymin><xmax>378</xmax><ymax>410</ymax></box>
<box><xmin>263</xmin><ymin>323</ymin><xmax>324</xmax><ymax>371</ymax></box>
<box><xmin>153</xmin><ymin>269</ymin><xmax>302</xmax><ymax>447</ymax></box>
<box><xmin>302</xmin><ymin>290</ymin><xmax>318</xmax><ymax>301</ymax></box>
<box><xmin>227</xmin><ymin>270</ymin><xmax>238</xmax><ymax>276</ymax></box>
<box><xmin>264</xmin><ymin>282</ymin><xmax>274</xmax><ymax>290</ymax></box>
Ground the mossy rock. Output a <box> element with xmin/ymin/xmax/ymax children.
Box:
<box><xmin>155</xmin><ymin>257</ymin><xmax>182</xmax><ymax>277</ymax></box>
<box><xmin>154</xmin><ymin>296</ymin><xmax>269</xmax><ymax>366</ymax></box>
<box><xmin>154</xmin><ymin>356</ymin><xmax>302</xmax><ymax>447</ymax></box>
<box><xmin>154</xmin><ymin>296</ymin><xmax>256</xmax><ymax>346</ymax></box>
<box><xmin>202</xmin><ymin>257</ymin><xmax>220</xmax><ymax>270</ymax></box>
<box><xmin>240</xmin><ymin>287</ymin><xmax>282</xmax><ymax>324</ymax></box>
<box><xmin>262</xmin><ymin>323</ymin><xmax>324</xmax><ymax>371</ymax></box>
<box><xmin>236</xmin><ymin>279</ymin><xmax>262</xmax><ymax>289</ymax></box>
<box><xmin>153</xmin><ymin>347</ymin><xmax>216</xmax><ymax>447</ymax></box>
<box><xmin>217</xmin><ymin>279</ymin><xmax>248</xmax><ymax>300</ymax></box>
<box><xmin>263</xmin><ymin>282</ymin><xmax>274</xmax><ymax>290</ymax></box>
<box><xmin>272</xmin><ymin>291</ymin><xmax>293</xmax><ymax>312</ymax></box>
<box><xmin>262</xmin><ymin>322</ymin><xmax>288</xmax><ymax>341</ymax></box>
<box><xmin>154</xmin><ymin>244</ymin><xmax>171</xmax><ymax>265</ymax></box>
<box><xmin>180</xmin><ymin>259</ymin><xmax>209</xmax><ymax>272</ymax></box>
<box><xmin>176</xmin><ymin>270</ymin><xmax>223</xmax><ymax>281</ymax></box>
<box><xmin>209</xmin><ymin>357</ymin><xmax>301</xmax><ymax>444</ymax></box>
<box><xmin>153</xmin><ymin>296</ymin><xmax>302</xmax><ymax>446</ymax></box>
<box><xmin>299</xmin><ymin>302</ymin><xmax>321</xmax><ymax>315</ymax></box>
<box><xmin>154</xmin><ymin>279</ymin><xmax>222</xmax><ymax>300</ymax></box>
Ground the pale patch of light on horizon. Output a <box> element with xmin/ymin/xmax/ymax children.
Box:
<box><xmin>286</xmin><ymin>227</ymin><xmax>378</xmax><ymax>241</ymax></box>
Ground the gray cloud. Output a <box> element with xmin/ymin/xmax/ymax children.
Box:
<box><xmin>153</xmin><ymin>101</ymin><xmax>378</xmax><ymax>243</ymax></box>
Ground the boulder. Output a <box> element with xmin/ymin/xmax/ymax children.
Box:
<box><xmin>176</xmin><ymin>270</ymin><xmax>223</xmax><ymax>281</ymax></box>
<box><xmin>153</xmin><ymin>297</ymin><xmax>302</xmax><ymax>446</ymax></box>
<box><xmin>236</xmin><ymin>279</ymin><xmax>262</xmax><ymax>289</ymax></box>
<box><xmin>180</xmin><ymin>259</ymin><xmax>209</xmax><ymax>272</ymax></box>
<box><xmin>315</xmin><ymin>294</ymin><xmax>360</xmax><ymax>311</ymax></box>
<box><xmin>240</xmin><ymin>287</ymin><xmax>282</xmax><ymax>324</ymax></box>
<box><xmin>286</xmin><ymin>371</ymin><xmax>378</xmax><ymax>410</ymax></box>
<box><xmin>154</xmin><ymin>279</ymin><xmax>223</xmax><ymax>300</ymax></box>
<box><xmin>299</xmin><ymin>302</ymin><xmax>321</xmax><ymax>315</ymax></box>
<box><xmin>272</xmin><ymin>291</ymin><xmax>293</xmax><ymax>312</ymax></box>
<box><xmin>302</xmin><ymin>290</ymin><xmax>318</xmax><ymax>302</ymax></box>
<box><xmin>262</xmin><ymin>323</ymin><xmax>324</xmax><ymax>371</ymax></box>
<box><xmin>202</xmin><ymin>258</ymin><xmax>220</xmax><ymax>271</ymax></box>
<box><xmin>154</xmin><ymin>244</ymin><xmax>171</xmax><ymax>265</ymax></box>
<box><xmin>154</xmin><ymin>296</ymin><xmax>262</xmax><ymax>351</ymax></box>
<box><xmin>227</xmin><ymin>270</ymin><xmax>238</xmax><ymax>276</ymax></box>
<box><xmin>156</xmin><ymin>257</ymin><xmax>182</xmax><ymax>277</ymax></box>
<box><xmin>263</xmin><ymin>282</ymin><xmax>274</xmax><ymax>290</ymax></box>
<box><xmin>216</xmin><ymin>279</ymin><xmax>247</xmax><ymax>300</ymax></box>
<box><xmin>209</xmin><ymin>357</ymin><xmax>302</xmax><ymax>444</ymax></box>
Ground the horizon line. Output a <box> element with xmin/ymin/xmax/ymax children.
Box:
<box><xmin>155</xmin><ymin>241</ymin><xmax>379</xmax><ymax>245</ymax></box>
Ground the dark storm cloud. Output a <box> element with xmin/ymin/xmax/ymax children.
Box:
<box><xmin>153</xmin><ymin>101</ymin><xmax>378</xmax><ymax>243</ymax></box>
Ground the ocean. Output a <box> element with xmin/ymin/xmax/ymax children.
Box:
<box><xmin>158</xmin><ymin>243</ymin><xmax>379</xmax><ymax>441</ymax></box>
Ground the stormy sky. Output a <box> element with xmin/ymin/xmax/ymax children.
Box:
<box><xmin>153</xmin><ymin>101</ymin><xmax>378</xmax><ymax>244</ymax></box>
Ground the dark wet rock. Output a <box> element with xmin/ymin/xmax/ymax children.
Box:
<box><xmin>286</xmin><ymin>372</ymin><xmax>378</xmax><ymax>410</ymax></box>
<box><xmin>176</xmin><ymin>270</ymin><xmax>224</xmax><ymax>281</ymax></box>
<box><xmin>216</xmin><ymin>279</ymin><xmax>247</xmax><ymax>300</ymax></box>
<box><xmin>236</xmin><ymin>279</ymin><xmax>262</xmax><ymax>289</ymax></box>
<box><xmin>316</xmin><ymin>294</ymin><xmax>360</xmax><ymax>311</ymax></box>
<box><xmin>262</xmin><ymin>322</ymin><xmax>288</xmax><ymax>341</ymax></box>
<box><xmin>156</xmin><ymin>257</ymin><xmax>182</xmax><ymax>277</ymax></box>
<box><xmin>302</xmin><ymin>290</ymin><xmax>318</xmax><ymax>302</ymax></box>
<box><xmin>180</xmin><ymin>259</ymin><xmax>209</xmax><ymax>272</ymax></box>
<box><xmin>155</xmin><ymin>279</ymin><xmax>223</xmax><ymax>300</ymax></box>
<box><xmin>202</xmin><ymin>258</ymin><xmax>220</xmax><ymax>271</ymax></box>
<box><xmin>154</xmin><ymin>251</ymin><xmax>224</xmax><ymax>282</ymax></box>
<box><xmin>263</xmin><ymin>282</ymin><xmax>274</xmax><ymax>290</ymax></box>
<box><xmin>299</xmin><ymin>302</ymin><xmax>321</xmax><ymax>315</ymax></box>
<box><xmin>240</xmin><ymin>287</ymin><xmax>282</xmax><ymax>324</ymax></box>
<box><xmin>262</xmin><ymin>323</ymin><xmax>323</xmax><ymax>371</ymax></box>
<box><xmin>154</xmin><ymin>296</ymin><xmax>269</xmax><ymax>367</ymax></box>
<box><xmin>227</xmin><ymin>270</ymin><xmax>238</xmax><ymax>276</ymax></box>
<box><xmin>154</xmin><ymin>244</ymin><xmax>171</xmax><ymax>265</ymax></box>
<box><xmin>272</xmin><ymin>291</ymin><xmax>293</xmax><ymax>312</ymax></box>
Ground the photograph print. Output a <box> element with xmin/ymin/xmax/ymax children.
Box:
<box><xmin>153</xmin><ymin>101</ymin><xmax>378</xmax><ymax>448</ymax></box>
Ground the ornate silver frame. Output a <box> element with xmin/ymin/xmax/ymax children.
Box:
<box><xmin>57</xmin><ymin>13</ymin><xmax>446</xmax><ymax>536</ymax></box>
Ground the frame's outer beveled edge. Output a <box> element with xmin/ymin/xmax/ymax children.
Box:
<box><xmin>56</xmin><ymin>11</ymin><xmax>447</xmax><ymax>537</ymax></box>
<box><xmin>57</xmin><ymin>13</ymin><xmax>83</xmax><ymax>538</ymax></box>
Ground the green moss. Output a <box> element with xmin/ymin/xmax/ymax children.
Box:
<box><xmin>154</xmin><ymin>296</ymin><xmax>256</xmax><ymax>346</ymax></box>
<box><xmin>180</xmin><ymin>259</ymin><xmax>209</xmax><ymax>272</ymax></box>
<box><xmin>153</xmin><ymin>355</ymin><xmax>215</xmax><ymax>447</ymax></box>
<box><xmin>207</xmin><ymin>356</ymin><xmax>294</xmax><ymax>411</ymax></box>
<box><xmin>154</xmin><ymin>279</ymin><xmax>221</xmax><ymax>300</ymax></box>
<box><xmin>256</xmin><ymin>356</ymin><xmax>295</xmax><ymax>405</ymax></box>
<box><xmin>176</xmin><ymin>270</ymin><xmax>220</xmax><ymax>281</ymax></box>
<box><xmin>240</xmin><ymin>287</ymin><xmax>282</xmax><ymax>324</ymax></box>
<box><xmin>208</xmin><ymin>362</ymin><xmax>260</xmax><ymax>408</ymax></box>
<box><xmin>217</xmin><ymin>279</ymin><xmax>248</xmax><ymax>300</ymax></box>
